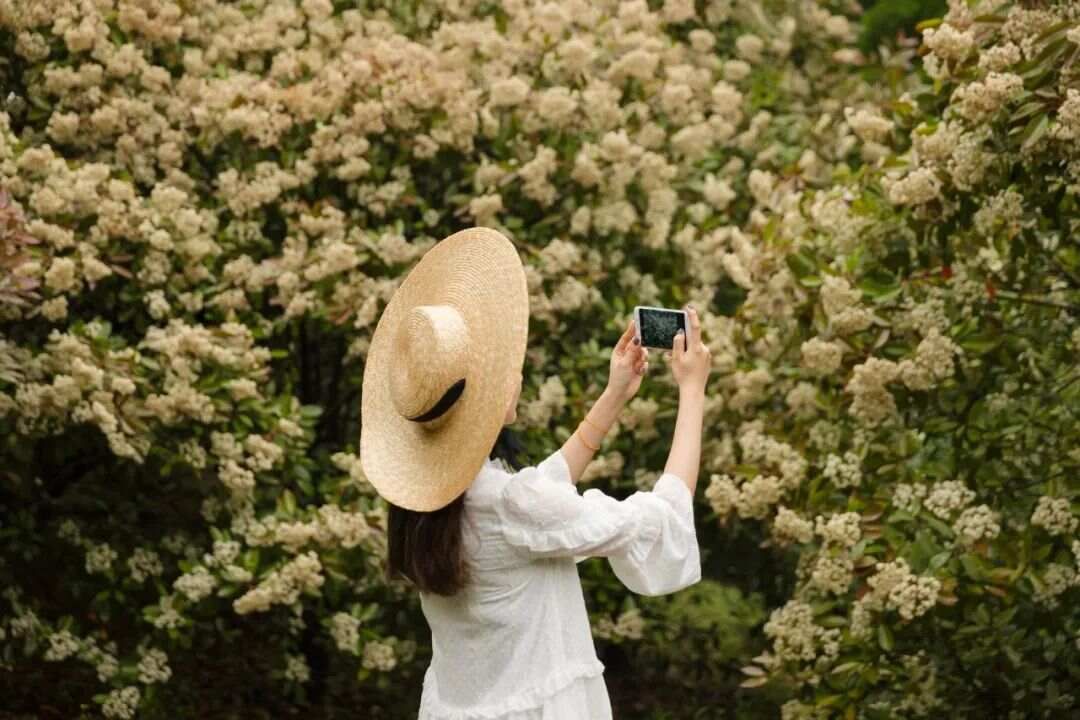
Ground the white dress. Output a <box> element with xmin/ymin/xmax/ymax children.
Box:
<box><xmin>417</xmin><ymin>449</ymin><xmax>701</xmax><ymax>720</ymax></box>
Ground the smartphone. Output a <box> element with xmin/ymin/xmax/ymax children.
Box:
<box><xmin>633</xmin><ymin>305</ymin><xmax>688</xmax><ymax>350</ymax></box>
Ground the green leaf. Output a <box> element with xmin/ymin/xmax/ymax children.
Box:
<box><xmin>1020</xmin><ymin>114</ymin><xmax>1050</xmax><ymax>152</ymax></box>
<box><xmin>960</xmin><ymin>553</ymin><xmax>985</xmax><ymax>581</ymax></box>
<box><xmin>830</xmin><ymin>661</ymin><xmax>862</xmax><ymax>675</ymax></box>
<box><xmin>858</xmin><ymin>270</ymin><xmax>901</xmax><ymax>302</ymax></box>
<box><xmin>923</xmin><ymin>515</ymin><xmax>954</xmax><ymax>538</ymax></box>
<box><xmin>878</xmin><ymin>623</ymin><xmax>895</xmax><ymax>652</ymax></box>
<box><xmin>278</xmin><ymin>489</ymin><xmax>297</xmax><ymax>515</ymax></box>
<box><xmin>957</xmin><ymin>331</ymin><xmax>1001</xmax><ymax>355</ymax></box>
<box><xmin>300</xmin><ymin>404</ymin><xmax>323</xmax><ymax>419</ymax></box>
<box><xmin>1010</xmin><ymin>100</ymin><xmax>1047</xmax><ymax>124</ymax></box>
<box><xmin>786</xmin><ymin>249</ymin><xmax>818</xmax><ymax>281</ymax></box>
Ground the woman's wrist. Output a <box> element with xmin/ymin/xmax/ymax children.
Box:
<box><xmin>578</xmin><ymin>386</ymin><xmax>624</xmax><ymax>448</ymax></box>
<box><xmin>601</xmin><ymin>384</ymin><xmax>632</xmax><ymax>408</ymax></box>
<box><xmin>677</xmin><ymin>380</ymin><xmax>706</xmax><ymax>399</ymax></box>
<box><xmin>597</xmin><ymin>385</ymin><xmax>630</xmax><ymax>417</ymax></box>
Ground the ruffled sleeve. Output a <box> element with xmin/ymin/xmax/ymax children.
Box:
<box><xmin>491</xmin><ymin>450</ymin><xmax>701</xmax><ymax>596</ymax></box>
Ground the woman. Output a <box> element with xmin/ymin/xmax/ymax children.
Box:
<box><xmin>360</xmin><ymin>227</ymin><xmax>711</xmax><ymax>719</ymax></box>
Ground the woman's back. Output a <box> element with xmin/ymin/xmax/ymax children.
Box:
<box><xmin>417</xmin><ymin>451</ymin><xmax>700</xmax><ymax>720</ymax></box>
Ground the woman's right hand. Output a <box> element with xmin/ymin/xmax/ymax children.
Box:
<box><xmin>668</xmin><ymin>306</ymin><xmax>711</xmax><ymax>393</ymax></box>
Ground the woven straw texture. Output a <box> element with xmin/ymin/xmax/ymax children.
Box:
<box><xmin>360</xmin><ymin>227</ymin><xmax>529</xmax><ymax>511</ymax></box>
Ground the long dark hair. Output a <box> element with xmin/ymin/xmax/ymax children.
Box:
<box><xmin>385</xmin><ymin>427</ymin><xmax>526</xmax><ymax>596</ymax></box>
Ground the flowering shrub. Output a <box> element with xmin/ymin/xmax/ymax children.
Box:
<box><xmin>704</xmin><ymin>1</ymin><xmax>1080</xmax><ymax>716</ymax></box>
<box><xmin>1</xmin><ymin>0</ymin><xmax>1074</xmax><ymax>718</ymax></box>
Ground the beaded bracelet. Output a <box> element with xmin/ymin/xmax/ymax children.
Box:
<box><xmin>581</xmin><ymin>414</ymin><xmax>605</xmax><ymax>436</ymax></box>
<box><xmin>575</xmin><ymin>425</ymin><xmax>600</xmax><ymax>452</ymax></box>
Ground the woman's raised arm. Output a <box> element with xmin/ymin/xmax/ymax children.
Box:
<box><xmin>661</xmin><ymin>306</ymin><xmax>711</xmax><ymax>496</ymax></box>
<box><xmin>559</xmin><ymin>317</ymin><xmax>648</xmax><ymax>483</ymax></box>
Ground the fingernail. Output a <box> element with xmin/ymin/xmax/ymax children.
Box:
<box><xmin>677</xmin><ymin>328</ymin><xmax>684</xmax><ymax>334</ymax></box>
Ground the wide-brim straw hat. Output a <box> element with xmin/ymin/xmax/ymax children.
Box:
<box><xmin>360</xmin><ymin>227</ymin><xmax>529</xmax><ymax>512</ymax></box>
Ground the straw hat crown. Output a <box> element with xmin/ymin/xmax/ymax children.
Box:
<box><xmin>388</xmin><ymin>304</ymin><xmax>470</xmax><ymax>428</ymax></box>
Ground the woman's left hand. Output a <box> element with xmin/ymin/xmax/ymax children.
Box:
<box><xmin>606</xmin><ymin>317</ymin><xmax>648</xmax><ymax>403</ymax></box>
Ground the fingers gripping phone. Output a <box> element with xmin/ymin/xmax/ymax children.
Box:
<box><xmin>633</xmin><ymin>305</ymin><xmax>689</xmax><ymax>350</ymax></box>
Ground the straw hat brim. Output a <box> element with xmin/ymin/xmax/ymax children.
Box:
<box><xmin>360</xmin><ymin>227</ymin><xmax>529</xmax><ymax>512</ymax></box>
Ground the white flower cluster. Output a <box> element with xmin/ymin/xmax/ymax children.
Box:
<box><xmin>57</xmin><ymin>518</ymin><xmax>81</xmax><ymax>544</ymax></box>
<box><xmin>208</xmin><ymin>431</ymin><xmax>285</xmax><ymax>498</ymax></box>
<box><xmin>822</xmin><ymin>451</ymin><xmax>862</xmax><ymax>489</ymax></box>
<box><xmin>707</xmin><ymin>422</ymin><xmax>815</xmax><ymax>521</ymax></box>
<box><xmin>1033</xmin><ymin>563</ymin><xmax>1078</xmax><ymax>610</ymax></box>
<box><xmin>705</xmin><ymin>473</ymin><xmax>738</xmax><ymax>518</ymax></box>
<box><xmin>785</xmin><ymin>382</ymin><xmax>820</xmax><ymax>419</ymax></box>
<box><xmin>844</xmin><ymin>357</ymin><xmax>900</xmax><ymax>426</ymax></box>
<box><xmin>101</xmin><ymin>686</ymin><xmax>140</xmax><ymax>720</ymax></box>
<box><xmin>781</xmin><ymin>700</ymin><xmax>831</xmax><ymax>720</ymax></box>
<box><xmin>897</xmin><ymin>327</ymin><xmax>962</xmax><ymax>391</ymax></box>
<box><xmin>1052</xmin><ymin>88</ymin><xmax>1080</xmax><ymax>141</ymax></box>
<box><xmin>895</xmin><ymin>296</ymin><xmax>950</xmax><ymax>336</ymax></box>
<box><xmin>950</xmin><ymin>72</ymin><xmax>1024</xmax><ymax>123</ymax></box>
<box><xmin>233</xmin><ymin>551</ymin><xmax>325</xmax><ymax>615</ymax></box>
<box><xmin>819</xmin><ymin>276</ymin><xmax>872</xmax><ymax>335</ymax></box>
<box><xmin>810</xmin><ymin>553</ymin><xmax>855</xmax><ymax>596</ymax></box>
<box><xmin>800</xmin><ymin>337</ymin><xmax>843</xmax><ymax>376</ymax></box>
<box><xmin>815</xmin><ymin>512</ymin><xmax>861</xmax><ymax>547</ymax></box>
<box><xmin>633</xmin><ymin>467</ymin><xmax>661</xmax><ymax>493</ymax></box>
<box><xmin>973</xmin><ymin>188</ymin><xmax>1026</xmax><ymax>238</ymax></box>
<box><xmin>361</xmin><ymin>639</ymin><xmax>397</xmax><ymax>672</ymax></box>
<box><xmin>728</xmin><ymin>366</ymin><xmax>773</xmax><ymax>412</ymax></box>
<box><xmin>728</xmin><ymin>367</ymin><xmax>773</xmax><ymax>413</ymax></box>
<box><xmin>8</xmin><ymin>608</ymin><xmax>37</xmax><ymax>639</ymax></box>
<box><xmin>329</xmin><ymin>451</ymin><xmax>376</xmax><ymax>495</ymax></box>
<box><xmin>977</xmin><ymin>41</ymin><xmax>1023</xmax><ymax>72</ymax></box>
<box><xmin>592</xmin><ymin>607</ymin><xmax>646</xmax><ymax>641</ymax></box>
<box><xmin>952</xmin><ymin>504</ymin><xmax>1001</xmax><ymax>547</ymax></box>
<box><xmin>284</xmin><ymin>653</ymin><xmax>311</xmax><ymax>683</ymax></box>
<box><xmin>855</xmin><ymin>558</ymin><xmax>941</xmax><ymax>628</ymax></box>
<box><xmin>843</xmin><ymin>106</ymin><xmax>894</xmax><ymax>143</ymax></box>
<box><xmin>1030</xmin><ymin>496</ymin><xmax>1078</xmax><ymax>536</ymax></box>
<box><xmin>127</xmin><ymin>547</ymin><xmax>164</xmax><ymax>583</ymax></box>
<box><xmin>893</xmin><ymin>650</ymin><xmax>946</xmax><ymax>716</ymax></box>
<box><xmin>136</xmin><ymin>648</ymin><xmax>171</xmax><ymax>684</ymax></box>
<box><xmin>736</xmin><ymin>475</ymin><xmax>783</xmax><ymax>520</ymax></box>
<box><xmin>580</xmin><ymin>450</ymin><xmax>625</xmax><ymax>484</ymax></box>
<box><xmin>621</xmin><ymin>397</ymin><xmax>660</xmax><ymax>440</ymax></box>
<box><xmin>44</xmin><ymin>629</ymin><xmax>80</xmax><ymax>661</ymax></box>
<box><xmin>772</xmin><ymin>506</ymin><xmax>815</xmax><ymax>545</ymax></box>
<box><xmin>330</xmin><ymin>612</ymin><xmax>361</xmax><ymax>654</ymax></box>
<box><xmin>737</xmin><ymin>423</ymin><xmax>808</xmax><ymax>490</ymax></box>
<box><xmin>90</xmin><ymin>647</ymin><xmax>119</xmax><ymax>682</ymax></box>
<box><xmin>173</xmin><ymin>566</ymin><xmax>218</xmax><ymax>603</ymax></box>
<box><xmin>85</xmin><ymin>542</ymin><xmax>117</xmax><ymax>575</ymax></box>
<box><xmin>537</xmin><ymin>238</ymin><xmax>582</xmax><ymax>276</ymax></box>
<box><xmin>892</xmin><ymin>483</ymin><xmax>928</xmax><ymax>515</ymax></box>
<box><xmin>203</xmin><ymin>540</ymin><xmax>241</xmax><ymax>576</ymax></box>
<box><xmin>886</xmin><ymin>167</ymin><xmax>942</xmax><ymax>206</ymax></box>
<box><xmin>269</xmin><ymin>503</ymin><xmax>376</xmax><ymax>553</ymax></box>
<box><xmin>150</xmin><ymin>594</ymin><xmax>183</xmax><ymax>631</ymax></box>
<box><xmin>762</xmin><ymin>600</ymin><xmax>841</xmax><ymax>667</ymax></box>
<box><xmin>923</xmin><ymin>24</ymin><xmax>975</xmax><ymax>63</ymax></box>
<box><xmin>520</xmin><ymin>375</ymin><xmax>567</xmax><ymax>427</ymax></box>
<box><xmin>923</xmin><ymin>480</ymin><xmax>976</xmax><ymax>520</ymax></box>
<box><xmin>808</xmin><ymin>420</ymin><xmax>843</xmax><ymax>454</ymax></box>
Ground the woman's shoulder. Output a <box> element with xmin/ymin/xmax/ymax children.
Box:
<box><xmin>464</xmin><ymin>457</ymin><xmax>512</xmax><ymax>508</ymax></box>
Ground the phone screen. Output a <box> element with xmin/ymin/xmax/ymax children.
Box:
<box><xmin>638</xmin><ymin>307</ymin><xmax>686</xmax><ymax>349</ymax></box>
